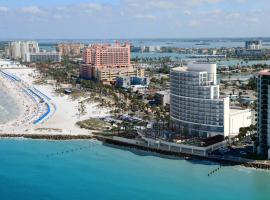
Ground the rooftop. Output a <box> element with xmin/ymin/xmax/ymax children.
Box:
<box><xmin>156</xmin><ymin>90</ymin><xmax>170</xmax><ymax>95</ymax></box>
<box><xmin>230</xmin><ymin>106</ymin><xmax>251</xmax><ymax>115</ymax></box>
<box><xmin>172</xmin><ymin>62</ymin><xmax>217</xmax><ymax>73</ymax></box>
<box><xmin>259</xmin><ymin>69</ymin><xmax>270</xmax><ymax>76</ymax></box>
<box><xmin>171</xmin><ymin>66</ymin><xmax>188</xmax><ymax>72</ymax></box>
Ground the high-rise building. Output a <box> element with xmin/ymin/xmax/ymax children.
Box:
<box><xmin>83</xmin><ymin>41</ymin><xmax>131</xmax><ymax>67</ymax></box>
<box><xmin>257</xmin><ymin>70</ymin><xmax>270</xmax><ymax>159</ymax></box>
<box><xmin>170</xmin><ymin>62</ymin><xmax>230</xmax><ymax>137</ymax></box>
<box><xmin>8</xmin><ymin>41</ymin><xmax>39</xmax><ymax>61</ymax></box>
<box><xmin>7</xmin><ymin>41</ymin><xmax>62</xmax><ymax>63</ymax></box>
<box><xmin>80</xmin><ymin>42</ymin><xmax>143</xmax><ymax>84</ymax></box>
<box><xmin>57</xmin><ymin>43</ymin><xmax>84</xmax><ymax>57</ymax></box>
<box><xmin>170</xmin><ymin>62</ymin><xmax>252</xmax><ymax>138</ymax></box>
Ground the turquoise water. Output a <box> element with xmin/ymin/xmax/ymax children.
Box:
<box><xmin>0</xmin><ymin>139</ymin><xmax>270</xmax><ymax>200</ymax></box>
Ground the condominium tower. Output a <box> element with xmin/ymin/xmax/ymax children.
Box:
<box><xmin>170</xmin><ymin>62</ymin><xmax>230</xmax><ymax>137</ymax></box>
<box><xmin>257</xmin><ymin>70</ymin><xmax>270</xmax><ymax>159</ymax></box>
<box><xmin>9</xmin><ymin>41</ymin><xmax>39</xmax><ymax>61</ymax></box>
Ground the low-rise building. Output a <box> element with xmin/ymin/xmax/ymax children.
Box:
<box><xmin>96</xmin><ymin>67</ymin><xmax>144</xmax><ymax>85</ymax></box>
<box><xmin>80</xmin><ymin>64</ymin><xmax>144</xmax><ymax>85</ymax></box>
<box><xmin>229</xmin><ymin>107</ymin><xmax>253</xmax><ymax>136</ymax></box>
<box><xmin>79</xmin><ymin>64</ymin><xmax>94</xmax><ymax>80</ymax></box>
<box><xmin>116</xmin><ymin>76</ymin><xmax>150</xmax><ymax>88</ymax></box>
<box><xmin>25</xmin><ymin>52</ymin><xmax>61</xmax><ymax>63</ymax></box>
<box><xmin>155</xmin><ymin>90</ymin><xmax>170</xmax><ymax>106</ymax></box>
<box><xmin>116</xmin><ymin>76</ymin><xmax>131</xmax><ymax>88</ymax></box>
<box><xmin>131</xmin><ymin>76</ymin><xmax>150</xmax><ymax>86</ymax></box>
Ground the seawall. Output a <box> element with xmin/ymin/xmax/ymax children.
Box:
<box><xmin>94</xmin><ymin>135</ymin><xmax>270</xmax><ymax>170</ymax></box>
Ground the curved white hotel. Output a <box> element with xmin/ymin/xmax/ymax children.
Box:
<box><xmin>170</xmin><ymin>62</ymin><xmax>230</xmax><ymax>137</ymax></box>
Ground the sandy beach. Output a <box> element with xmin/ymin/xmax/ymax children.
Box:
<box><xmin>0</xmin><ymin>59</ymin><xmax>111</xmax><ymax>135</ymax></box>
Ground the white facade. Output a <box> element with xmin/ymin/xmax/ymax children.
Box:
<box><xmin>149</xmin><ymin>46</ymin><xmax>161</xmax><ymax>52</ymax></box>
<box><xmin>170</xmin><ymin>62</ymin><xmax>230</xmax><ymax>138</ymax></box>
<box><xmin>25</xmin><ymin>52</ymin><xmax>61</xmax><ymax>63</ymax></box>
<box><xmin>9</xmin><ymin>41</ymin><xmax>39</xmax><ymax>61</ymax></box>
<box><xmin>137</xmin><ymin>131</ymin><xmax>227</xmax><ymax>156</ymax></box>
<box><xmin>229</xmin><ymin>107</ymin><xmax>253</xmax><ymax>136</ymax></box>
<box><xmin>10</xmin><ymin>42</ymin><xmax>21</xmax><ymax>59</ymax></box>
<box><xmin>155</xmin><ymin>90</ymin><xmax>170</xmax><ymax>106</ymax></box>
<box><xmin>170</xmin><ymin>62</ymin><xmax>252</xmax><ymax>138</ymax></box>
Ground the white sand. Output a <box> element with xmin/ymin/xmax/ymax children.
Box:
<box><xmin>0</xmin><ymin>60</ymin><xmax>111</xmax><ymax>135</ymax></box>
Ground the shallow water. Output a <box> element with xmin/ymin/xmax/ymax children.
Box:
<box><xmin>0</xmin><ymin>139</ymin><xmax>270</xmax><ymax>200</ymax></box>
<box><xmin>0</xmin><ymin>89</ymin><xmax>19</xmax><ymax>124</ymax></box>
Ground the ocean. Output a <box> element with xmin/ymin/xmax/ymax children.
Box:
<box><xmin>0</xmin><ymin>139</ymin><xmax>270</xmax><ymax>200</ymax></box>
<box><xmin>35</xmin><ymin>37</ymin><xmax>270</xmax><ymax>49</ymax></box>
<box><xmin>0</xmin><ymin>45</ymin><xmax>269</xmax><ymax>199</ymax></box>
<box><xmin>0</xmin><ymin>89</ymin><xmax>19</xmax><ymax>124</ymax></box>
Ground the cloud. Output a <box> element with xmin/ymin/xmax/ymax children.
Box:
<box><xmin>20</xmin><ymin>6</ymin><xmax>45</xmax><ymax>15</ymax></box>
<box><xmin>151</xmin><ymin>0</ymin><xmax>176</xmax><ymax>9</ymax></box>
<box><xmin>189</xmin><ymin>20</ymin><xmax>200</xmax><ymax>27</ymax></box>
<box><xmin>134</xmin><ymin>14</ymin><xmax>157</xmax><ymax>20</ymax></box>
<box><xmin>188</xmin><ymin>0</ymin><xmax>223</xmax><ymax>6</ymax></box>
<box><xmin>183</xmin><ymin>10</ymin><xmax>192</xmax><ymax>15</ymax></box>
<box><xmin>0</xmin><ymin>0</ymin><xmax>269</xmax><ymax>38</ymax></box>
<box><xmin>247</xmin><ymin>17</ymin><xmax>260</xmax><ymax>23</ymax></box>
<box><xmin>80</xmin><ymin>3</ymin><xmax>104</xmax><ymax>11</ymax></box>
<box><xmin>225</xmin><ymin>12</ymin><xmax>241</xmax><ymax>20</ymax></box>
<box><xmin>0</xmin><ymin>6</ymin><xmax>8</xmax><ymax>12</ymax></box>
<box><xmin>125</xmin><ymin>0</ymin><xmax>182</xmax><ymax>11</ymax></box>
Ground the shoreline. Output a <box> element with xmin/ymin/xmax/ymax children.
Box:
<box><xmin>0</xmin><ymin>88</ymin><xmax>20</xmax><ymax>124</ymax></box>
<box><xmin>0</xmin><ymin>68</ymin><xmax>53</xmax><ymax>132</ymax></box>
<box><xmin>93</xmin><ymin>135</ymin><xmax>270</xmax><ymax>171</ymax></box>
<box><xmin>0</xmin><ymin>132</ymin><xmax>270</xmax><ymax>171</ymax></box>
<box><xmin>0</xmin><ymin>133</ymin><xmax>270</xmax><ymax>171</ymax></box>
<box><xmin>0</xmin><ymin>60</ymin><xmax>269</xmax><ymax>171</ymax></box>
<box><xmin>0</xmin><ymin>133</ymin><xmax>93</xmax><ymax>140</ymax></box>
<box><xmin>0</xmin><ymin>60</ymin><xmax>111</xmax><ymax>135</ymax></box>
<box><xmin>0</xmin><ymin>70</ymin><xmax>34</xmax><ymax>128</ymax></box>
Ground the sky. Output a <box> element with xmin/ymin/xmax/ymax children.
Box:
<box><xmin>0</xmin><ymin>0</ymin><xmax>269</xmax><ymax>39</ymax></box>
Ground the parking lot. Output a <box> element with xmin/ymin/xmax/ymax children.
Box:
<box><xmin>213</xmin><ymin>145</ymin><xmax>254</xmax><ymax>158</ymax></box>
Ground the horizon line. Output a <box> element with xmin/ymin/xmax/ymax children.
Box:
<box><xmin>1</xmin><ymin>36</ymin><xmax>270</xmax><ymax>41</ymax></box>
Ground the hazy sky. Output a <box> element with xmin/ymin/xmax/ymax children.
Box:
<box><xmin>0</xmin><ymin>0</ymin><xmax>269</xmax><ymax>39</ymax></box>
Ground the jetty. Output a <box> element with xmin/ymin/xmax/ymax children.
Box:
<box><xmin>208</xmin><ymin>165</ymin><xmax>222</xmax><ymax>177</ymax></box>
<box><xmin>1</xmin><ymin>132</ymin><xmax>270</xmax><ymax>170</ymax></box>
<box><xmin>0</xmin><ymin>133</ymin><xmax>93</xmax><ymax>140</ymax></box>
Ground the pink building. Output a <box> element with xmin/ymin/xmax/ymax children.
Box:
<box><xmin>83</xmin><ymin>41</ymin><xmax>131</xmax><ymax>68</ymax></box>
